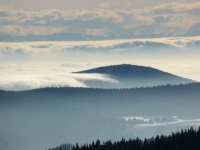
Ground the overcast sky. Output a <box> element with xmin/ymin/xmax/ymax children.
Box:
<box><xmin>0</xmin><ymin>0</ymin><xmax>200</xmax><ymax>37</ymax></box>
<box><xmin>1</xmin><ymin>0</ymin><xmax>199</xmax><ymax>10</ymax></box>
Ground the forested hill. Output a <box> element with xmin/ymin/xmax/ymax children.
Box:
<box><xmin>1</xmin><ymin>83</ymin><xmax>200</xmax><ymax>116</ymax></box>
<box><xmin>0</xmin><ymin>82</ymin><xmax>199</xmax><ymax>95</ymax></box>
<box><xmin>48</xmin><ymin>127</ymin><xmax>200</xmax><ymax>150</ymax></box>
<box><xmin>76</xmin><ymin>64</ymin><xmax>191</xmax><ymax>79</ymax></box>
<box><xmin>75</xmin><ymin>64</ymin><xmax>195</xmax><ymax>88</ymax></box>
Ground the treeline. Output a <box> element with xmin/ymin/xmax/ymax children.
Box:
<box><xmin>1</xmin><ymin>82</ymin><xmax>200</xmax><ymax>117</ymax></box>
<box><xmin>64</xmin><ymin>127</ymin><xmax>200</xmax><ymax>150</ymax></box>
<box><xmin>1</xmin><ymin>82</ymin><xmax>199</xmax><ymax>94</ymax></box>
<box><xmin>47</xmin><ymin>144</ymin><xmax>73</xmax><ymax>150</ymax></box>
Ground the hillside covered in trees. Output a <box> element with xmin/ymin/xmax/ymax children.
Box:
<box><xmin>75</xmin><ymin>64</ymin><xmax>195</xmax><ymax>88</ymax></box>
<box><xmin>48</xmin><ymin>126</ymin><xmax>200</xmax><ymax>150</ymax></box>
<box><xmin>1</xmin><ymin>82</ymin><xmax>200</xmax><ymax>116</ymax></box>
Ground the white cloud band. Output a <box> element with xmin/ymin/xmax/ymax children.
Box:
<box><xmin>0</xmin><ymin>73</ymin><xmax>118</xmax><ymax>91</ymax></box>
<box><xmin>0</xmin><ymin>36</ymin><xmax>199</xmax><ymax>56</ymax></box>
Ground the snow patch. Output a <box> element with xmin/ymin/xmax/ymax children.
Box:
<box><xmin>121</xmin><ymin>117</ymin><xmax>151</xmax><ymax>122</ymax></box>
<box><xmin>135</xmin><ymin>119</ymin><xmax>200</xmax><ymax>128</ymax></box>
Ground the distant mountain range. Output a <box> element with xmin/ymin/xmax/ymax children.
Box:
<box><xmin>75</xmin><ymin>64</ymin><xmax>195</xmax><ymax>88</ymax></box>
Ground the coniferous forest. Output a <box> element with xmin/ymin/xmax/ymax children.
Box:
<box><xmin>49</xmin><ymin>127</ymin><xmax>200</xmax><ymax>150</ymax></box>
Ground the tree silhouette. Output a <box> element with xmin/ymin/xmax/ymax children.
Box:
<box><xmin>69</xmin><ymin>126</ymin><xmax>200</xmax><ymax>150</ymax></box>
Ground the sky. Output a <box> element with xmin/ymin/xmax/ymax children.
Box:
<box><xmin>0</xmin><ymin>0</ymin><xmax>200</xmax><ymax>37</ymax></box>
<box><xmin>0</xmin><ymin>0</ymin><xmax>200</xmax><ymax>90</ymax></box>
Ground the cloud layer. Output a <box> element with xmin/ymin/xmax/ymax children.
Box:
<box><xmin>0</xmin><ymin>36</ymin><xmax>200</xmax><ymax>56</ymax></box>
<box><xmin>0</xmin><ymin>73</ymin><xmax>118</xmax><ymax>91</ymax></box>
<box><xmin>0</xmin><ymin>2</ymin><xmax>200</xmax><ymax>38</ymax></box>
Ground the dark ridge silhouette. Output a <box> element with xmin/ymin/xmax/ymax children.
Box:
<box><xmin>76</xmin><ymin>64</ymin><xmax>189</xmax><ymax>78</ymax></box>
<box><xmin>1</xmin><ymin>83</ymin><xmax>200</xmax><ymax>117</ymax></box>
<box><xmin>75</xmin><ymin>64</ymin><xmax>195</xmax><ymax>88</ymax></box>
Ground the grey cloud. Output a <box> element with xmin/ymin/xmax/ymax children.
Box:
<box><xmin>153</xmin><ymin>16</ymin><xmax>171</xmax><ymax>23</ymax></box>
<box><xmin>187</xmin><ymin>8</ymin><xmax>200</xmax><ymax>15</ymax></box>
<box><xmin>31</xmin><ymin>45</ymin><xmax>50</xmax><ymax>48</ymax></box>
<box><xmin>0</xmin><ymin>12</ymin><xmax>11</xmax><ymax>17</ymax></box>
<box><xmin>1</xmin><ymin>47</ymin><xmax>31</xmax><ymax>56</ymax></box>
<box><xmin>151</xmin><ymin>8</ymin><xmax>175</xmax><ymax>15</ymax></box>
<box><xmin>186</xmin><ymin>22</ymin><xmax>200</xmax><ymax>36</ymax></box>
<box><xmin>1</xmin><ymin>0</ymin><xmax>199</xmax><ymax>10</ymax></box>
<box><xmin>15</xmin><ymin>49</ymin><xmax>27</xmax><ymax>54</ymax></box>
<box><xmin>43</xmin><ymin>19</ymin><xmax>115</xmax><ymax>32</ymax></box>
